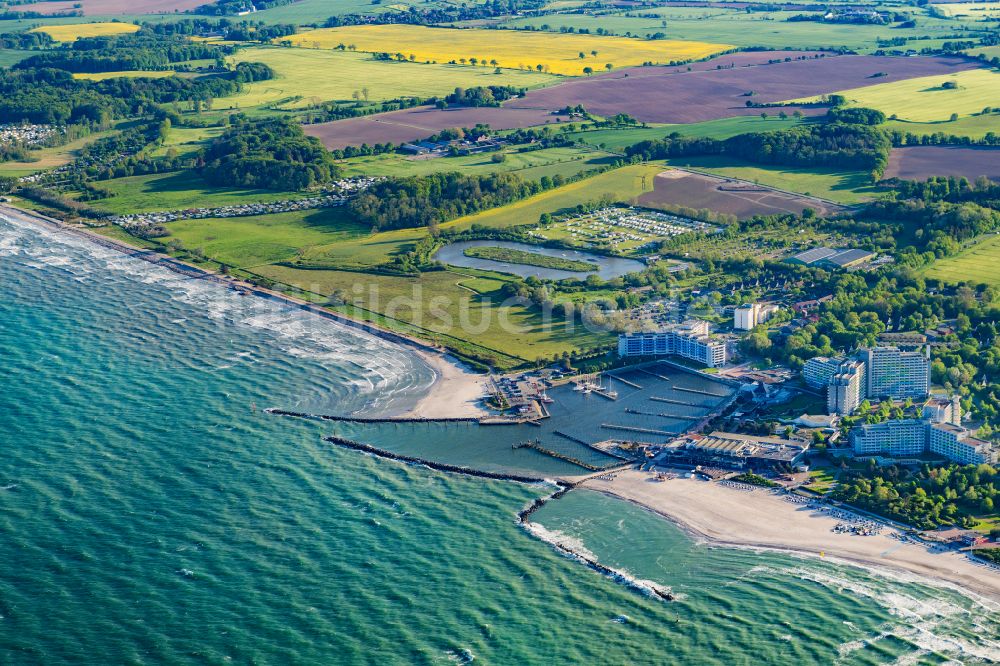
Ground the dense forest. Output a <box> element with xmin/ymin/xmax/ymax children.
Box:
<box><xmin>833</xmin><ymin>463</ymin><xmax>998</xmax><ymax>529</ymax></box>
<box><xmin>14</xmin><ymin>34</ymin><xmax>229</xmax><ymax>73</ymax></box>
<box><xmin>200</xmin><ymin>117</ymin><xmax>341</xmax><ymax>190</ymax></box>
<box><xmin>349</xmin><ymin>172</ymin><xmax>546</xmax><ymax>231</ymax></box>
<box><xmin>625</xmin><ymin>122</ymin><xmax>891</xmax><ymax>177</ymax></box>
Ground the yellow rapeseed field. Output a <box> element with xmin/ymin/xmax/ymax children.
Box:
<box><xmin>30</xmin><ymin>22</ymin><xmax>140</xmax><ymax>41</ymax></box>
<box><xmin>73</xmin><ymin>70</ymin><xmax>176</xmax><ymax>81</ymax></box>
<box><xmin>280</xmin><ymin>25</ymin><xmax>731</xmax><ymax>76</ymax></box>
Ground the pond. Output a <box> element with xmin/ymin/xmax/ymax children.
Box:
<box><xmin>433</xmin><ymin>240</ymin><xmax>646</xmax><ymax>280</ymax></box>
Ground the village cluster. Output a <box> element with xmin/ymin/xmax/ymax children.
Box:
<box><xmin>0</xmin><ymin>123</ymin><xmax>60</xmax><ymax>148</ymax></box>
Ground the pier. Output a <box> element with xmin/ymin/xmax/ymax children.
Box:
<box><xmin>606</xmin><ymin>374</ymin><xmax>643</xmax><ymax>390</ymax></box>
<box><xmin>637</xmin><ymin>367</ymin><xmax>674</xmax><ymax>382</ymax></box>
<box><xmin>625</xmin><ymin>408</ymin><xmax>692</xmax><ymax>420</ymax></box>
<box><xmin>267</xmin><ymin>408</ymin><xmax>478</xmax><ymax>424</ymax></box>
<box><xmin>601</xmin><ymin>423</ymin><xmax>678</xmax><ymax>436</ymax></box>
<box><xmin>554</xmin><ymin>430</ymin><xmax>633</xmax><ymax>462</ymax></box>
<box><xmin>673</xmin><ymin>385</ymin><xmax>730</xmax><ymax>398</ymax></box>
<box><xmin>512</xmin><ymin>439</ymin><xmax>608</xmax><ymax>471</ymax></box>
<box><xmin>649</xmin><ymin>396</ymin><xmax>701</xmax><ymax>407</ymax></box>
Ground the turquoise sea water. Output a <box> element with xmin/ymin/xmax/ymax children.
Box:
<box><xmin>1</xmin><ymin>214</ymin><xmax>998</xmax><ymax>664</ymax></box>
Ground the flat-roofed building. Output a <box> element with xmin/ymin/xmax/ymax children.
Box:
<box><xmin>928</xmin><ymin>423</ymin><xmax>996</xmax><ymax>465</ymax></box>
<box><xmin>788</xmin><ymin>247</ymin><xmax>838</xmax><ymax>265</ymax></box>
<box><xmin>862</xmin><ymin>346</ymin><xmax>930</xmax><ymax>400</ymax></box>
<box><xmin>819</xmin><ymin>249</ymin><xmax>875</xmax><ymax>269</ymax></box>
<box><xmin>618</xmin><ymin>320</ymin><xmax>727</xmax><ymax>367</ymax></box>
<box><xmin>923</xmin><ymin>395</ymin><xmax>962</xmax><ymax>427</ymax></box>
<box><xmin>828</xmin><ymin>360</ymin><xmax>865</xmax><ymax>416</ymax></box>
<box><xmin>802</xmin><ymin>356</ymin><xmax>844</xmax><ymax>389</ymax></box>
<box><xmin>850</xmin><ymin>419</ymin><xmax>927</xmax><ymax>457</ymax></box>
<box><xmin>850</xmin><ymin>418</ymin><xmax>997</xmax><ymax>465</ymax></box>
<box><xmin>660</xmin><ymin>431</ymin><xmax>809</xmax><ymax>471</ymax></box>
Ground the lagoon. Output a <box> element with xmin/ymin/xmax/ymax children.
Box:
<box><xmin>434</xmin><ymin>239</ymin><xmax>645</xmax><ymax>280</ymax></box>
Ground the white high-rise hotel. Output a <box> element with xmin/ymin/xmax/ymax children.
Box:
<box><xmin>802</xmin><ymin>346</ymin><xmax>931</xmax><ymax>415</ymax></box>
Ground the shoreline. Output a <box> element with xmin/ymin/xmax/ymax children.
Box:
<box><xmin>581</xmin><ymin>469</ymin><xmax>1000</xmax><ymax>603</ymax></box>
<box><xmin>0</xmin><ymin>204</ymin><xmax>487</xmax><ymax>419</ymax></box>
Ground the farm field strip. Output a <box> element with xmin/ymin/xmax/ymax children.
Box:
<box><xmin>789</xmin><ymin>68</ymin><xmax>1000</xmax><ymax>122</ymax></box>
<box><xmin>73</xmin><ymin>70</ymin><xmax>175</xmax><ymax>80</ymax></box>
<box><xmin>280</xmin><ymin>24</ymin><xmax>732</xmax><ymax>76</ymax></box>
<box><xmin>226</xmin><ymin>47</ymin><xmax>557</xmax><ymax>109</ymax></box>
<box><xmin>29</xmin><ymin>21</ymin><xmax>139</xmax><ymax>40</ymax></box>
<box><xmin>885</xmin><ymin>146</ymin><xmax>1000</xmax><ymax>182</ymax></box>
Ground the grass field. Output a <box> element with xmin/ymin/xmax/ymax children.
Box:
<box><xmin>29</xmin><ymin>21</ymin><xmax>139</xmax><ymax>41</ymax></box>
<box><xmin>249</xmin><ymin>0</ymin><xmax>474</xmax><ymax>23</ymax></box>
<box><xmin>566</xmin><ymin>115</ymin><xmax>811</xmax><ymax>151</ymax></box>
<box><xmin>501</xmin><ymin>8</ymin><xmax>966</xmax><ymax>52</ymax></box>
<box><xmin>73</xmin><ymin>70</ymin><xmax>175</xmax><ymax>80</ymax></box>
<box><xmin>280</xmin><ymin>25</ymin><xmax>731</xmax><ymax>76</ymax></box>
<box><xmin>165</xmin><ymin>208</ymin><xmax>368</xmax><ymax>268</ymax></box>
<box><xmin>884</xmin><ymin>113</ymin><xmax>1000</xmax><ymax>139</ymax></box>
<box><xmin>932</xmin><ymin>2</ymin><xmax>1000</xmax><ymax>17</ymax></box>
<box><xmin>160</xmin><ymin>206</ymin><xmax>610</xmax><ymax>364</ymax></box>
<box><xmin>226</xmin><ymin>46</ymin><xmax>557</xmax><ymax>109</ymax></box>
<box><xmin>923</xmin><ymin>233</ymin><xmax>1000</xmax><ymax>286</ymax></box>
<box><xmin>339</xmin><ymin>145</ymin><xmax>614</xmax><ymax>179</ymax></box>
<box><xmin>968</xmin><ymin>45</ymin><xmax>1000</xmax><ymax>59</ymax></box>
<box><xmin>87</xmin><ymin>170</ymin><xmax>302</xmax><ymax>214</ymax></box>
<box><xmin>663</xmin><ymin>155</ymin><xmax>879</xmax><ymax>204</ymax></box>
<box><xmin>254</xmin><ymin>263</ymin><xmax>612</xmax><ymax>363</ymax></box>
<box><xmin>793</xmin><ymin>68</ymin><xmax>1000</xmax><ymax>122</ymax></box>
<box><xmin>0</xmin><ymin>48</ymin><xmax>39</xmax><ymax>68</ymax></box>
<box><xmin>148</xmin><ymin>125</ymin><xmax>223</xmax><ymax>159</ymax></box>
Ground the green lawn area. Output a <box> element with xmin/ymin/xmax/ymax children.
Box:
<box><xmin>804</xmin><ymin>469</ymin><xmax>837</xmax><ymax>494</ymax></box>
<box><xmin>663</xmin><ymin>155</ymin><xmax>880</xmax><ymax>204</ymax></box>
<box><xmin>792</xmin><ymin>68</ymin><xmax>1000</xmax><ymax>122</ymax></box>
<box><xmin>0</xmin><ymin>47</ymin><xmax>39</xmax><ymax>68</ymax></box>
<box><xmin>149</xmin><ymin>125</ymin><xmax>224</xmax><ymax>159</ymax></box>
<box><xmin>164</xmin><ymin>208</ymin><xmax>369</xmax><ymax>268</ymax></box>
<box><xmin>501</xmin><ymin>7</ymin><xmax>966</xmax><ymax>51</ymax></box>
<box><xmin>254</xmin><ymin>263</ymin><xmax>612</xmax><ymax>364</ymax></box>
<box><xmin>225</xmin><ymin>46</ymin><xmax>557</xmax><ymax>110</ymax></box>
<box><xmin>339</xmin><ymin>145</ymin><xmax>614</xmax><ymax>179</ymax></box>
<box><xmin>567</xmin><ymin>115</ymin><xmax>811</xmax><ymax>151</ymax></box>
<box><xmin>88</xmin><ymin>170</ymin><xmax>304</xmax><ymax>214</ymax></box>
<box><xmin>923</xmin><ymin>233</ymin><xmax>1000</xmax><ymax>287</ymax></box>
<box><xmin>884</xmin><ymin>113</ymin><xmax>1000</xmax><ymax>140</ymax></box>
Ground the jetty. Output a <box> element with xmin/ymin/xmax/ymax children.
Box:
<box><xmin>601</xmin><ymin>423</ymin><xmax>677</xmax><ymax>436</ymax></box>
<box><xmin>649</xmin><ymin>396</ymin><xmax>701</xmax><ymax>407</ymax></box>
<box><xmin>673</xmin><ymin>385</ymin><xmax>730</xmax><ymax>398</ymax></box>
<box><xmin>606</xmin><ymin>374</ymin><xmax>643</xmax><ymax>390</ymax></box>
<box><xmin>625</xmin><ymin>408</ymin><xmax>692</xmax><ymax>419</ymax></box>
<box><xmin>637</xmin><ymin>367</ymin><xmax>674</xmax><ymax>382</ymax></box>
<box><xmin>554</xmin><ymin>430</ymin><xmax>634</xmax><ymax>462</ymax></box>
<box><xmin>512</xmin><ymin>439</ymin><xmax>608</xmax><ymax>471</ymax></box>
<box><xmin>267</xmin><ymin>408</ymin><xmax>478</xmax><ymax>424</ymax></box>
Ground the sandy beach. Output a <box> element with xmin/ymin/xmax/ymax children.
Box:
<box><xmin>583</xmin><ymin>469</ymin><xmax>1000</xmax><ymax>602</ymax></box>
<box><xmin>1</xmin><ymin>204</ymin><xmax>489</xmax><ymax>419</ymax></box>
<box><xmin>405</xmin><ymin>350</ymin><xmax>487</xmax><ymax>419</ymax></box>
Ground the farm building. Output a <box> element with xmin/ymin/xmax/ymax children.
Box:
<box><xmin>787</xmin><ymin>247</ymin><xmax>874</xmax><ymax>269</ymax></box>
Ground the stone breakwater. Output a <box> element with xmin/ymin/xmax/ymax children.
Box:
<box><xmin>321</xmin><ymin>434</ymin><xmax>671</xmax><ymax>601</ymax></box>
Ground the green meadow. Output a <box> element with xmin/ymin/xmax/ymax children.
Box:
<box><xmin>924</xmin><ymin>234</ymin><xmax>1000</xmax><ymax>287</ymax></box>
<box><xmin>226</xmin><ymin>46</ymin><xmax>557</xmax><ymax>109</ymax></box>
<box><xmin>663</xmin><ymin>155</ymin><xmax>880</xmax><ymax>204</ymax></box>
